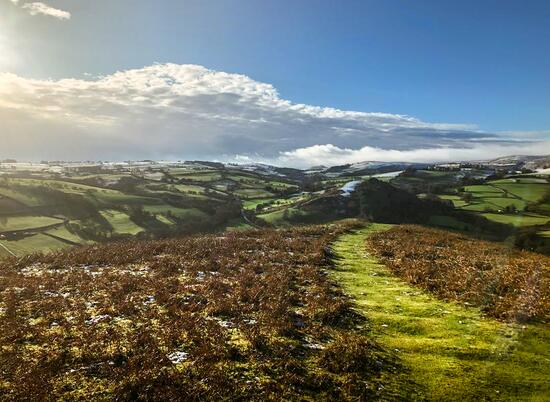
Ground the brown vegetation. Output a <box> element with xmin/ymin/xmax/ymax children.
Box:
<box><xmin>367</xmin><ymin>225</ymin><xmax>550</xmax><ymax>322</ymax></box>
<box><xmin>0</xmin><ymin>222</ymin><xmax>390</xmax><ymax>401</ymax></box>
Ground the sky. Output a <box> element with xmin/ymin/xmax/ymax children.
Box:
<box><xmin>0</xmin><ymin>0</ymin><xmax>549</xmax><ymax>167</ymax></box>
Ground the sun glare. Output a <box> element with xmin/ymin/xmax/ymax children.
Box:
<box><xmin>0</xmin><ymin>30</ymin><xmax>17</xmax><ymax>71</ymax></box>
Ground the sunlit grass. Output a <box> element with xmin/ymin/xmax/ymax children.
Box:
<box><xmin>330</xmin><ymin>225</ymin><xmax>550</xmax><ymax>401</ymax></box>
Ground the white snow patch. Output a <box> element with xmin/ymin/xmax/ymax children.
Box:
<box><xmin>340</xmin><ymin>180</ymin><xmax>361</xmax><ymax>197</ymax></box>
<box><xmin>167</xmin><ymin>351</ymin><xmax>189</xmax><ymax>364</ymax></box>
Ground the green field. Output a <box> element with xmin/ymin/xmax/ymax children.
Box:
<box><xmin>45</xmin><ymin>225</ymin><xmax>90</xmax><ymax>244</ymax></box>
<box><xmin>100</xmin><ymin>209</ymin><xmax>144</xmax><ymax>235</ymax></box>
<box><xmin>242</xmin><ymin>198</ymin><xmax>276</xmax><ymax>210</ymax></box>
<box><xmin>0</xmin><ymin>187</ymin><xmax>45</xmax><ymax>207</ymax></box>
<box><xmin>482</xmin><ymin>212</ymin><xmax>550</xmax><ymax>227</ymax></box>
<box><xmin>5</xmin><ymin>178</ymin><xmax>158</xmax><ymax>206</ymax></box>
<box><xmin>257</xmin><ymin>207</ymin><xmax>310</xmax><ymax>225</ymax></box>
<box><xmin>0</xmin><ymin>233</ymin><xmax>68</xmax><ymax>256</ymax></box>
<box><xmin>174</xmin><ymin>172</ymin><xmax>222</xmax><ymax>181</ymax></box>
<box><xmin>233</xmin><ymin>188</ymin><xmax>275</xmax><ymax>199</ymax></box>
<box><xmin>0</xmin><ymin>215</ymin><xmax>62</xmax><ymax>232</ymax></box>
<box><xmin>243</xmin><ymin>194</ymin><xmax>309</xmax><ymax>211</ymax></box>
<box><xmin>428</xmin><ymin>215</ymin><xmax>473</xmax><ymax>231</ymax></box>
<box><xmin>143</xmin><ymin>205</ymin><xmax>209</xmax><ymax>220</ymax></box>
<box><xmin>489</xmin><ymin>181</ymin><xmax>549</xmax><ymax>202</ymax></box>
<box><xmin>454</xmin><ymin>179</ymin><xmax>550</xmax><ymax>227</ymax></box>
<box><xmin>0</xmin><ymin>196</ymin><xmax>27</xmax><ymax>214</ymax></box>
<box><xmin>437</xmin><ymin>194</ymin><xmax>467</xmax><ymax>207</ymax></box>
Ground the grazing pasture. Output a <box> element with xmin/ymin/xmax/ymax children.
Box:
<box><xmin>99</xmin><ymin>210</ymin><xmax>145</xmax><ymax>236</ymax></box>
<box><xmin>0</xmin><ymin>215</ymin><xmax>63</xmax><ymax>232</ymax></box>
<box><xmin>481</xmin><ymin>212</ymin><xmax>550</xmax><ymax>227</ymax></box>
<box><xmin>0</xmin><ymin>233</ymin><xmax>68</xmax><ymax>256</ymax></box>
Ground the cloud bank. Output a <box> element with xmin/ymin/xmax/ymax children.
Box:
<box><xmin>0</xmin><ymin>63</ymin><xmax>548</xmax><ymax>167</ymax></box>
<box><xmin>21</xmin><ymin>2</ymin><xmax>70</xmax><ymax>20</ymax></box>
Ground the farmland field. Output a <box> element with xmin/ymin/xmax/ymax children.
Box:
<box><xmin>0</xmin><ymin>187</ymin><xmax>45</xmax><ymax>207</ymax></box>
<box><xmin>481</xmin><ymin>212</ymin><xmax>550</xmax><ymax>227</ymax></box>
<box><xmin>0</xmin><ymin>233</ymin><xmax>68</xmax><ymax>256</ymax></box>
<box><xmin>0</xmin><ymin>215</ymin><xmax>62</xmax><ymax>232</ymax></box>
<box><xmin>142</xmin><ymin>205</ymin><xmax>209</xmax><ymax>220</ymax></box>
<box><xmin>100</xmin><ymin>209</ymin><xmax>145</xmax><ymax>235</ymax></box>
<box><xmin>45</xmin><ymin>225</ymin><xmax>90</xmax><ymax>244</ymax></box>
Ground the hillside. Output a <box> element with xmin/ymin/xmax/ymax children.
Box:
<box><xmin>1</xmin><ymin>158</ymin><xmax>550</xmax><ymax>257</ymax></box>
<box><xmin>0</xmin><ymin>222</ymin><xmax>397</xmax><ymax>400</ymax></box>
<box><xmin>1</xmin><ymin>221</ymin><xmax>549</xmax><ymax>400</ymax></box>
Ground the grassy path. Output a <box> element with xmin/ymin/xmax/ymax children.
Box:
<box><xmin>331</xmin><ymin>225</ymin><xmax>550</xmax><ymax>401</ymax></box>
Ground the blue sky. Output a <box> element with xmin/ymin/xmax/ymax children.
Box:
<box><xmin>0</xmin><ymin>0</ymin><xmax>549</xmax><ymax>165</ymax></box>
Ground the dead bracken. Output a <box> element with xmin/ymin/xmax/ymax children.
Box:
<box><xmin>367</xmin><ymin>225</ymin><xmax>550</xmax><ymax>322</ymax></box>
<box><xmin>0</xmin><ymin>221</ymin><xmax>391</xmax><ymax>401</ymax></box>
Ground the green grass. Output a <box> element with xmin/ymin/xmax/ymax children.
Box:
<box><xmin>224</xmin><ymin>218</ymin><xmax>254</xmax><ymax>231</ymax></box>
<box><xmin>458</xmin><ymin>197</ymin><xmax>527</xmax><ymax>213</ymax></box>
<box><xmin>257</xmin><ymin>207</ymin><xmax>310</xmax><ymax>225</ymax></box>
<box><xmin>142</xmin><ymin>205</ymin><xmax>209</xmax><ymax>220</ymax></box>
<box><xmin>0</xmin><ymin>233</ymin><xmax>69</xmax><ymax>256</ymax></box>
<box><xmin>45</xmin><ymin>225</ymin><xmax>90</xmax><ymax>244</ymax></box>
<box><xmin>171</xmin><ymin>184</ymin><xmax>206</xmax><ymax>193</ymax></box>
<box><xmin>491</xmin><ymin>177</ymin><xmax>549</xmax><ymax>185</ymax></box>
<box><xmin>490</xmin><ymin>182</ymin><xmax>549</xmax><ymax>203</ymax></box>
<box><xmin>155</xmin><ymin>214</ymin><xmax>174</xmax><ymax>225</ymax></box>
<box><xmin>242</xmin><ymin>198</ymin><xmax>276</xmax><ymax>210</ymax></box>
<box><xmin>482</xmin><ymin>213</ymin><xmax>550</xmax><ymax>227</ymax></box>
<box><xmin>0</xmin><ymin>187</ymin><xmax>45</xmax><ymax>207</ymax></box>
<box><xmin>0</xmin><ymin>196</ymin><xmax>27</xmax><ymax>214</ymax></box>
<box><xmin>174</xmin><ymin>172</ymin><xmax>222</xmax><ymax>181</ymax></box>
<box><xmin>437</xmin><ymin>195</ymin><xmax>467</xmax><ymax>207</ymax></box>
<box><xmin>464</xmin><ymin>185</ymin><xmax>503</xmax><ymax>194</ymax></box>
<box><xmin>243</xmin><ymin>194</ymin><xmax>309</xmax><ymax>211</ymax></box>
<box><xmin>428</xmin><ymin>215</ymin><xmax>473</xmax><ymax>231</ymax></box>
<box><xmin>0</xmin><ymin>245</ymin><xmax>12</xmax><ymax>258</ymax></box>
<box><xmin>233</xmin><ymin>188</ymin><xmax>275</xmax><ymax>199</ymax></box>
<box><xmin>483</xmin><ymin>197</ymin><xmax>528</xmax><ymax>210</ymax></box>
<box><xmin>0</xmin><ymin>215</ymin><xmax>62</xmax><ymax>232</ymax></box>
<box><xmin>99</xmin><ymin>209</ymin><xmax>144</xmax><ymax>235</ymax></box>
<box><xmin>6</xmin><ymin>178</ymin><xmax>158</xmax><ymax>206</ymax></box>
<box><xmin>330</xmin><ymin>226</ymin><xmax>550</xmax><ymax>401</ymax></box>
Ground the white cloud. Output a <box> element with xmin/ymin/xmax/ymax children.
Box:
<box><xmin>276</xmin><ymin>142</ymin><xmax>550</xmax><ymax>168</ymax></box>
<box><xmin>21</xmin><ymin>2</ymin><xmax>70</xmax><ymax>20</ymax></box>
<box><xmin>0</xmin><ymin>63</ymin><xmax>548</xmax><ymax>166</ymax></box>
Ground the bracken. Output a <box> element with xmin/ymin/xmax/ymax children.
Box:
<box><xmin>367</xmin><ymin>225</ymin><xmax>550</xmax><ymax>322</ymax></box>
<box><xmin>0</xmin><ymin>221</ymin><xmax>390</xmax><ymax>401</ymax></box>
